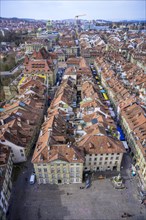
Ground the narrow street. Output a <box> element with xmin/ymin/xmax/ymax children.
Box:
<box><xmin>7</xmin><ymin>153</ymin><xmax>146</xmax><ymax>220</ymax></box>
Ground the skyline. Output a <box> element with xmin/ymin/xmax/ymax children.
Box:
<box><xmin>1</xmin><ymin>0</ymin><xmax>146</xmax><ymax>21</ymax></box>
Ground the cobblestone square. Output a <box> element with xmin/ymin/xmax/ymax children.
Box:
<box><xmin>7</xmin><ymin>155</ymin><xmax>146</xmax><ymax>220</ymax></box>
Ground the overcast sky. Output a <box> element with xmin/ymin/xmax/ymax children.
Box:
<box><xmin>1</xmin><ymin>0</ymin><xmax>146</xmax><ymax>21</ymax></box>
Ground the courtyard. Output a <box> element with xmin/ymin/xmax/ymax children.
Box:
<box><xmin>7</xmin><ymin>155</ymin><xmax>146</xmax><ymax>220</ymax></box>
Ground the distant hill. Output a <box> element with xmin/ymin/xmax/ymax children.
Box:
<box><xmin>0</xmin><ymin>17</ymin><xmax>39</xmax><ymax>22</ymax></box>
<box><xmin>96</xmin><ymin>19</ymin><xmax>112</xmax><ymax>23</ymax></box>
<box><xmin>116</xmin><ymin>19</ymin><xmax>146</xmax><ymax>23</ymax></box>
<box><xmin>0</xmin><ymin>17</ymin><xmax>145</xmax><ymax>23</ymax></box>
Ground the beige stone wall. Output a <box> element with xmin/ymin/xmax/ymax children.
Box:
<box><xmin>138</xmin><ymin>157</ymin><xmax>146</xmax><ymax>189</ymax></box>
<box><xmin>34</xmin><ymin>161</ymin><xmax>83</xmax><ymax>184</ymax></box>
<box><xmin>25</xmin><ymin>44</ymin><xmax>48</xmax><ymax>53</ymax></box>
<box><xmin>84</xmin><ymin>153</ymin><xmax>123</xmax><ymax>172</ymax></box>
<box><xmin>0</xmin><ymin>153</ymin><xmax>13</xmax><ymax>214</ymax></box>
<box><xmin>120</xmin><ymin>115</ymin><xmax>146</xmax><ymax>189</ymax></box>
<box><xmin>3</xmin><ymin>86</ymin><xmax>12</xmax><ymax>100</ymax></box>
<box><xmin>58</xmin><ymin>54</ymin><xmax>65</xmax><ymax>62</ymax></box>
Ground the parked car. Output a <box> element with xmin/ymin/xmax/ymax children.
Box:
<box><xmin>140</xmin><ymin>190</ymin><xmax>146</xmax><ymax>198</ymax></box>
<box><xmin>141</xmin><ymin>197</ymin><xmax>146</xmax><ymax>205</ymax></box>
<box><xmin>85</xmin><ymin>178</ymin><xmax>91</xmax><ymax>189</ymax></box>
<box><xmin>29</xmin><ymin>173</ymin><xmax>35</xmax><ymax>185</ymax></box>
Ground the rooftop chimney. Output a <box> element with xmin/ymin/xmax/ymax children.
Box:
<box><xmin>1</xmin><ymin>120</ymin><xmax>4</xmax><ymax>125</ymax></box>
<box><xmin>89</xmin><ymin>142</ymin><xmax>94</xmax><ymax>149</ymax></box>
<box><xmin>107</xmin><ymin>142</ymin><xmax>112</xmax><ymax>148</ymax></box>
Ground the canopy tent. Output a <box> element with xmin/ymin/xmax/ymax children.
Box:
<box><xmin>102</xmin><ymin>93</ymin><xmax>109</xmax><ymax>100</ymax></box>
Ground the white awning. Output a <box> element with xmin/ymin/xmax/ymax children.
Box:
<box><xmin>122</xmin><ymin>141</ymin><xmax>129</xmax><ymax>150</ymax></box>
<box><xmin>109</xmin><ymin>110</ymin><xmax>115</xmax><ymax>117</ymax></box>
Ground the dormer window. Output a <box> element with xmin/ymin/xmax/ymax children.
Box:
<box><xmin>1</xmin><ymin>139</ymin><xmax>5</xmax><ymax>142</ymax></box>
<box><xmin>73</xmin><ymin>154</ymin><xmax>77</xmax><ymax>160</ymax></box>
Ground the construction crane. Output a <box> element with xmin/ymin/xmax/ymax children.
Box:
<box><xmin>75</xmin><ymin>14</ymin><xmax>86</xmax><ymax>19</ymax></box>
<box><xmin>75</xmin><ymin>14</ymin><xmax>86</xmax><ymax>37</ymax></box>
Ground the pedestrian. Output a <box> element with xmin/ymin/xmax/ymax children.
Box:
<box><xmin>141</xmin><ymin>199</ymin><xmax>143</xmax><ymax>204</ymax></box>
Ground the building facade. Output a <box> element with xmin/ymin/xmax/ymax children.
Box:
<box><xmin>34</xmin><ymin>159</ymin><xmax>84</xmax><ymax>184</ymax></box>
<box><xmin>0</xmin><ymin>144</ymin><xmax>13</xmax><ymax>219</ymax></box>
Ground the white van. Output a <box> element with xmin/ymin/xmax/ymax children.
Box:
<box><xmin>29</xmin><ymin>173</ymin><xmax>35</xmax><ymax>185</ymax></box>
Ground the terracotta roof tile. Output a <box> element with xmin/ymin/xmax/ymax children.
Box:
<box><xmin>78</xmin><ymin>135</ymin><xmax>125</xmax><ymax>154</ymax></box>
